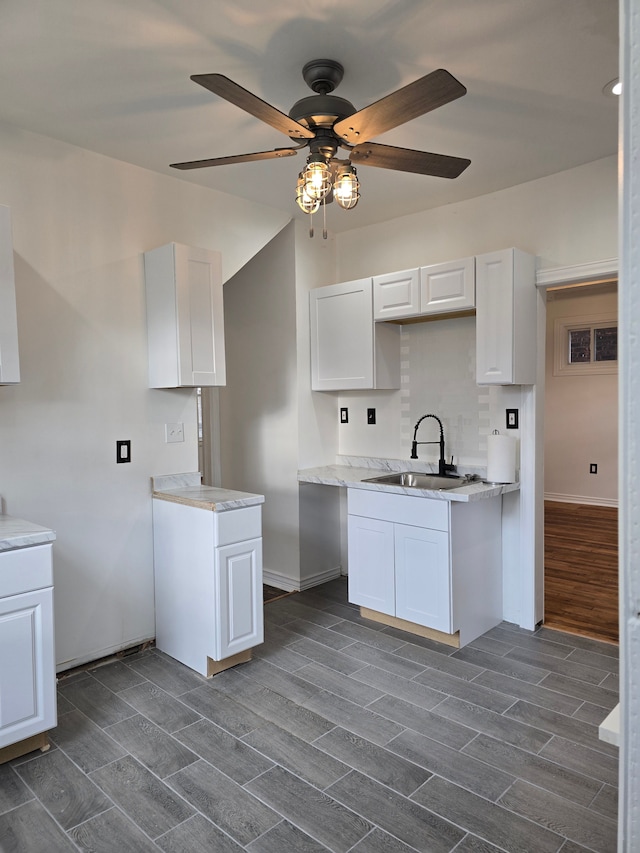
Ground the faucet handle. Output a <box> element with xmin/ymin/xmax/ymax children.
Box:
<box><xmin>444</xmin><ymin>456</ymin><xmax>457</xmax><ymax>474</ymax></box>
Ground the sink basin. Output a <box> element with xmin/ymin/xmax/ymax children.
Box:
<box><xmin>362</xmin><ymin>472</ymin><xmax>466</xmax><ymax>490</ymax></box>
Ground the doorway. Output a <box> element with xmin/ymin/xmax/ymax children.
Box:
<box><xmin>543</xmin><ymin>279</ymin><xmax>618</xmax><ymax>643</ymax></box>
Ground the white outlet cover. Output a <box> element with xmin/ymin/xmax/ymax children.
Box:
<box><xmin>165</xmin><ymin>423</ymin><xmax>185</xmax><ymax>443</ymax></box>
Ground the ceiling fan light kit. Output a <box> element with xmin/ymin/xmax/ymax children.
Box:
<box><xmin>171</xmin><ymin>59</ymin><xmax>470</xmax><ymax>237</ymax></box>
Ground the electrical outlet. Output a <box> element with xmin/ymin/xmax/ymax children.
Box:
<box><xmin>116</xmin><ymin>440</ymin><xmax>131</xmax><ymax>464</ymax></box>
<box><xmin>506</xmin><ymin>409</ymin><xmax>519</xmax><ymax>429</ymax></box>
<box><xmin>165</xmin><ymin>423</ymin><xmax>185</xmax><ymax>443</ymax></box>
<box><xmin>590</xmin><ymin>463</ymin><xmax>598</xmax><ymax>474</ymax></box>
<box><xmin>367</xmin><ymin>408</ymin><xmax>376</xmax><ymax>425</ymax></box>
<box><xmin>340</xmin><ymin>407</ymin><xmax>349</xmax><ymax>424</ymax></box>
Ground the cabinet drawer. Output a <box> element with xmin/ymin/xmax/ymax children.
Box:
<box><xmin>214</xmin><ymin>506</ymin><xmax>262</xmax><ymax>547</ymax></box>
<box><xmin>0</xmin><ymin>544</ymin><xmax>53</xmax><ymax>597</ymax></box>
<box><xmin>347</xmin><ymin>488</ymin><xmax>449</xmax><ymax>531</ymax></box>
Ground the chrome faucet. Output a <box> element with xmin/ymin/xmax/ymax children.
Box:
<box><xmin>410</xmin><ymin>413</ymin><xmax>455</xmax><ymax>476</ymax></box>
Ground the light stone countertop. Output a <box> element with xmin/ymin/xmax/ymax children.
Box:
<box><xmin>298</xmin><ymin>457</ymin><xmax>520</xmax><ymax>502</ymax></box>
<box><xmin>0</xmin><ymin>515</ymin><xmax>56</xmax><ymax>551</ymax></box>
<box><xmin>151</xmin><ymin>474</ymin><xmax>265</xmax><ymax>512</ymax></box>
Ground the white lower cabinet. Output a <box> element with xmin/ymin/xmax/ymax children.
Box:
<box><xmin>152</xmin><ymin>499</ymin><xmax>263</xmax><ymax>677</ymax></box>
<box><xmin>394</xmin><ymin>523</ymin><xmax>450</xmax><ymax>633</ymax></box>
<box><xmin>215</xmin><ymin>538</ymin><xmax>263</xmax><ymax>661</ymax></box>
<box><xmin>347</xmin><ymin>489</ymin><xmax>502</xmax><ymax>646</ymax></box>
<box><xmin>0</xmin><ymin>543</ymin><xmax>56</xmax><ymax>750</ymax></box>
<box><xmin>345</xmin><ymin>515</ymin><xmax>395</xmax><ymax>615</ymax></box>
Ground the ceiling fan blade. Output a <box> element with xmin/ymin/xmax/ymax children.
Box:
<box><xmin>350</xmin><ymin>142</ymin><xmax>470</xmax><ymax>179</ymax></box>
<box><xmin>170</xmin><ymin>147</ymin><xmax>301</xmax><ymax>170</ymax></box>
<box><xmin>334</xmin><ymin>69</ymin><xmax>466</xmax><ymax>143</ymax></box>
<box><xmin>191</xmin><ymin>74</ymin><xmax>315</xmax><ymax>141</ymax></box>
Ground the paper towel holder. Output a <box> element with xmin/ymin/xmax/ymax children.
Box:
<box><xmin>485</xmin><ymin>429</ymin><xmax>517</xmax><ymax>485</ymax></box>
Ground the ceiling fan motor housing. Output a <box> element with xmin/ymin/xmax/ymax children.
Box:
<box><xmin>301</xmin><ymin>59</ymin><xmax>344</xmax><ymax>94</ymax></box>
<box><xmin>288</xmin><ymin>94</ymin><xmax>356</xmax><ymax>135</ymax></box>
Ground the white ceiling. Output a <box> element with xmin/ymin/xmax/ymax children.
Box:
<box><xmin>0</xmin><ymin>0</ymin><xmax>619</xmax><ymax>233</ymax></box>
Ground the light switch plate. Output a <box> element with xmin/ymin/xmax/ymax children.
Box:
<box><xmin>506</xmin><ymin>409</ymin><xmax>519</xmax><ymax>429</ymax></box>
<box><xmin>116</xmin><ymin>440</ymin><xmax>131</xmax><ymax>463</ymax></box>
<box><xmin>165</xmin><ymin>423</ymin><xmax>185</xmax><ymax>443</ymax></box>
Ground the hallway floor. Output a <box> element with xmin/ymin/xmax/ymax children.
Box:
<box><xmin>0</xmin><ymin>579</ymin><xmax>619</xmax><ymax>852</ymax></box>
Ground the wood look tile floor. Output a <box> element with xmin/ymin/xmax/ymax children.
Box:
<box><xmin>0</xmin><ymin>579</ymin><xmax>619</xmax><ymax>853</ymax></box>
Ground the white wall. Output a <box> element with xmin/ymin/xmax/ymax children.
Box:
<box><xmin>329</xmin><ymin>155</ymin><xmax>616</xmax><ymax>629</ymax></box>
<box><xmin>294</xmin><ymin>223</ymin><xmax>342</xmax><ymax>587</ymax></box>
<box><xmin>0</xmin><ymin>122</ymin><xmax>290</xmax><ymax>670</ymax></box>
<box><xmin>218</xmin><ymin>224</ymin><xmax>301</xmax><ymax>588</ymax></box>
<box><xmin>332</xmin><ymin>156</ymin><xmax>618</xmax><ymax>466</ymax></box>
<box><xmin>545</xmin><ymin>285</ymin><xmax>618</xmax><ymax>505</ymax></box>
<box><xmin>218</xmin><ymin>222</ymin><xmax>342</xmax><ymax>590</ymax></box>
<box><xmin>337</xmin><ymin>155</ymin><xmax>617</xmax><ymax>282</ymax></box>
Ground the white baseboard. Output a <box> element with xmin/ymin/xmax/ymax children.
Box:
<box><xmin>298</xmin><ymin>567</ymin><xmax>343</xmax><ymax>591</ymax></box>
<box><xmin>262</xmin><ymin>570</ymin><xmax>299</xmax><ymax>592</ymax></box>
<box><xmin>544</xmin><ymin>491</ymin><xmax>618</xmax><ymax>508</ymax></box>
<box><xmin>262</xmin><ymin>566</ymin><xmax>342</xmax><ymax>592</ymax></box>
<box><xmin>56</xmin><ymin>635</ymin><xmax>154</xmax><ymax>674</ymax></box>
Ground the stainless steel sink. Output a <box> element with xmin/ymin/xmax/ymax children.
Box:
<box><xmin>362</xmin><ymin>472</ymin><xmax>466</xmax><ymax>490</ymax></box>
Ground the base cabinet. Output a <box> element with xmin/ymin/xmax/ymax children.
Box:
<box><xmin>394</xmin><ymin>523</ymin><xmax>450</xmax><ymax>633</ymax></box>
<box><xmin>347</xmin><ymin>489</ymin><xmax>502</xmax><ymax>646</ymax></box>
<box><xmin>152</xmin><ymin>499</ymin><xmax>263</xmax><ymax>676</ymax></box>
<box><xmin>0</xmin><ymin>544</ymin><xmax>56</xmax><ymax>750</ymax></box>
<box><xmin>215</xmin><ymin>538</ymin><xmax>263</xmax><ymax>661</ymax></box>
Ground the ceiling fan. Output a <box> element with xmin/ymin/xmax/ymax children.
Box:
<box><xmin>171</xmin><ymin>59</ymin><xmax>470</xmax><ymax>224</ymax></box>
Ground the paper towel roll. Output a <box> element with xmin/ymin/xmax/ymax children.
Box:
<box><xmin>486</xmin><ymin>432</ymin><xmax>517</xmax><ymax>483</ymax></box>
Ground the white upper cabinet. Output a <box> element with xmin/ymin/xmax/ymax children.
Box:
<box><xmin>419</xmin><ymin>256</ymin><xmax>475</xmax><ymax>316</ymax></box>
<box><xmin>144</xmin><ymin>242</ymin><xmax>226</xmax><ymax>388</ymax></box>
<box><xmin>372</xmin><ymin>257</ymin><xmax>475</xmax><ymax>321</ymax></box>
<box><xmin>0</xmin><ymin>205</ymin><xmax>20</xmax><ymax>384</ymax></box>
<box><xmin>476</xmin><ymin>248</ymin><xmax>537</xmax><ymax>385</ymax></box>
<box><xmin>310</xmin><ymin>278</ymin><xmax>400</xmax><ymax>391</ymax></box>
<box><xmin>373</xmin><ymin>268</ymin><xmax>420</xmax><ymax>320</ymax></box>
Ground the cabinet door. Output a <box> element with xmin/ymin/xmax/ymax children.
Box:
<box><xmin>214</xmin><ymin>538</ymin><xmax>263</xmax><ymax>660</ymax></box>
<box><xmin>373</xmin><ymin>268</ymin><xmax>420</xmax><ymax>320</ymax></box>
<box><xmin>395</xmin><ymin>523</ymin><xmax>451</xmax><ymax>632</ymax></box>
<box><xmin>0</xmin><ymin>588</ymin><xmax>56</xmax><ymax>748</ymax></box>
<box><xmin>475</xmin><ymin>248</ymin><xmax>536</xmax><ymax>385</ymax></box>
<box><xmin>0</xmin><ymin>205</ymin><xmax>20</xmax><ymax>384</ymax></box>
<box><xmin>347</xmin><ymin>515</ymin><xmax>395</xmax><ymax>616</ymax></box>
<box><xmin>420</xmin><ymin>257</ymin><xmax>475</xmax><ymax>316</ymax></box>
<box><xmin>310</xmin><ymin>279</ymin><xmax>375</xmax><ymax>390</ymax></box>
<box><xmin>145</xmin><ymin>242</ymin><xmax>226</xmax><ymax>387</ymax></box>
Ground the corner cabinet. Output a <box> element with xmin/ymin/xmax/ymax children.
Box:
<box><xmin>372</xmin><ymin>257</ymin><xmax>475</xmax><ymax>321</ymax></box>
<box><xmin>310</xmin><ymin>278</ymin><xmax>400</xmax><ymax>391</ymax></box>
<box><xmin>152</xmin><ymin>497</ymin><xmax>263</xmax><ymax>677</ymax></box>
<box><xmin>0</xmin><ymin>542</ymin><xmax>56</xmax><ymax>757</ymax></box>
<box><xmin>0</xmin><ymin>205</ymin><xmax>20</xmax><ymax>384</ymax></box>
<box><xmin>144</xmin><ymin>242</ymin><xmax>226</xmax><ymax>388</ymax></box>
<box><xmin>475</xmin><ymin>248</ymin><xmax>537</xmax><ymax>385</ymax></box>
<box><xmin>347</xmin><ymin>488</ymin><xmax>502</xmax><ymax>647</ymax></box>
